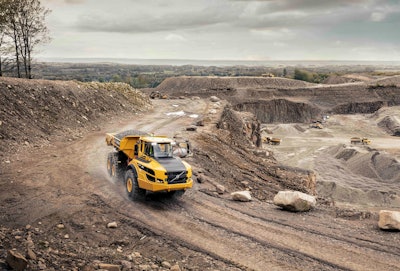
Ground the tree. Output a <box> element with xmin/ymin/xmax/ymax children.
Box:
<box><xmin>0</xmin><ymin>0</ymin><xmax>50</xmax><ymax>78</ymax></box>
<box><xmin>282</xmin><ymin>67</ymin><xmax>287</xmax><ymax>77</ymax></box>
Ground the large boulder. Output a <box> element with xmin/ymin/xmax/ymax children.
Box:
<box><xmin>273</xmin><ymin>191</ymin><xmax>316</xmax><ymax>212</ymax></box>
<box><xmin>231</xmin><ymin>191</ymin><xmax>252</xmax><ymax>202</ymax></box>
<box><xmin>378</xmin><ymin>210</ymin><xmax>400</xmax><ymax>230</ymax></box>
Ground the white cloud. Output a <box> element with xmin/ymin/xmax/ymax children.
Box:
<box><xmin>370</xmin><ymin>12</ymin><xmax>386</xmax><ymax>22</ymax></box>
<box><xmin>164</xmin><ymin>34</ymin><xmax>187</xmax><ymax>42</ymax></box>
<box><xmin>39</xmin><ymin>0</ymin><xmax>400</xmax><ymax>61</ymax></box>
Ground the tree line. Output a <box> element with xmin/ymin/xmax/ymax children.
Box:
<box><xmin>0</xmin><ymin>0</ymin><xmax>50</xmax><ymax>78</ymax></box>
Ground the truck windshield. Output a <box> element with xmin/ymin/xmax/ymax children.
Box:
<box><xmin>153</xmin><ymin>143</ymin><xmax>173</xmax><ymax>158</ymax></box>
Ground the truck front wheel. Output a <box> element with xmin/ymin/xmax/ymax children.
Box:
<box><xmin>125</xmin><ymin>170</ymin><xmax>145</xmax><ymax>200</ymax></box>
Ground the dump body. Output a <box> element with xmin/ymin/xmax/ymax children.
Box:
<box><xmin>106</xmin><ymin>131</ymin><xmax>193</xmax><ymax>197</ymax></box>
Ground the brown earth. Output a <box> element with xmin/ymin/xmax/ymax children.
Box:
<box><xmin>1</xmin><ymin>76</ymin><xmax>400</xmax><ymax>271</ymax></box>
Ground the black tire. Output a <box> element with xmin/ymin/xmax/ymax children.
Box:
<box><xmin>125</xmin><ymin>170</ymin><xmax>146</xmax><ymax>200</ymax></box>
<box><xmin>107</xmin><ymin>153</ymin><xmax>113</xmax><ymax>177</ymax></box>
<box><xmin>110</xmin><ymin>152</ymin><xmax>124</xmax><ymax>182</ymax></box>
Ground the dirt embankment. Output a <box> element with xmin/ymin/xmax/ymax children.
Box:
<box><xmin>0</xmin><ymin>78</ymin><xmax>151</xmax><ymax>154</ymax></box>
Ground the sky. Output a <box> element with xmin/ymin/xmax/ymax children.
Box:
<box><xmin>39</xmin><ymin>0</ymin><xmax>400</xmax><ymax>61</ymax></box>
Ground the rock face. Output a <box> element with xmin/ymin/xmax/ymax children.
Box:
<box><xmin>378</xmin><ymin>210</ymin><xmax>400</xmax><ymax>230</ymax></box>
<box><xmin>234</xmin><ymin>99</ymin><xmax>321</xmax><ymax>123</ymax></box>
<box><xmin>231</xmin><ymin>191</ymin><xmax>252</xmax><ymax>202</ymax></box>
<box><xmin>217</xmin><ymin>105</ymin><xmax>262</xmax><ymax>148</ymax></box>
<box><xmin>273</xmin><ymin>191</ymin><xmax>316</xmax><ymax>212</ymax></box>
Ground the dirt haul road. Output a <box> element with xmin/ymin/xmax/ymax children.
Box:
<box><xmin>1</xmin><ymin>98</ymin><xmax>400</xmax><ymax>271</ymax></box>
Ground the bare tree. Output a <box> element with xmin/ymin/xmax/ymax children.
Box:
<box><xmin>0</xmin><ymin>0</ymin><xmax>50</xmax><ymax>78</ymax></box>
<box><xmin>17</xmin><ymin>0</ymin><xmax>50</xmax><ymax>78</ymax></box>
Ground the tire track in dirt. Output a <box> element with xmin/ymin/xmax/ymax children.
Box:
<box><xmin>173</xmin><ymin>194</ymin><xmax>400</xmax><ymax>271</ymax></box>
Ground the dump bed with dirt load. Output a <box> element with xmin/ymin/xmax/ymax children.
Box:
<box><xmin>106</xmin><ymin>130</ymin><xmax>193</xmax><ymax>199</ymax></box>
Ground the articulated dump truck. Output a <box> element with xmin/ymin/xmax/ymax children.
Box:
<box><xmin>106</xmin><ymin>130</ymin><xmax>193</xmax><ymax>199</ymax></box>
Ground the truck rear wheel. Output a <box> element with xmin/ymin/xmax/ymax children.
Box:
<box><xmin>108</xmin><ymin>152</ymin><xmax>123</xmax><ymax>182</ymax></box>
<box><xmin>107</xmin><ymin>153</ymin><xmax>113</xmax><ymax>176</ymax></box>
<box><xmin>125</xmin><ymin>170</ymin><xmax>145</xmax><ymax>200</ymax></box>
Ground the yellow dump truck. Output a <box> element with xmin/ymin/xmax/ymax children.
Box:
<box><xmin>106</xmin><ymin>130</ymin><xmax>193</xmax><ymax>199</ymax></box>
<box><xmin>350</xmin><ymin>137</ymin><xmax>371</xmax><ymax>145</ymax></box>
<box><xmin>263</xmin><ymin>137</ymin><xmax>281</xmax><ymax>145</ymax></box>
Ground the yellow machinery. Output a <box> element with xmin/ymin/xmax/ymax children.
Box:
<box><xmin>263</xmin><ymin>137</ymin><xmax>281</xmax><ymax>145</ymax></box>
<box><xmin>350</xmin><ymin>137</ymin><xmax>371</xmax><ymax>145</ymax></box>
<box><xmin>106</xmin><ymin>130</ymin><xmax>193</xmax><ymax>199</ymax></box>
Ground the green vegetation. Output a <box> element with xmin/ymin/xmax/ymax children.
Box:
<box><xmin>294</xmin><ymin>68</ymin><xmax>329</xmax><ymax>83</ymax></box>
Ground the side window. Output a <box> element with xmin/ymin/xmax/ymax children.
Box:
<box><xmin>144</xmin><ymin>143</ymin><xmax>153</xmax><ymax>157</ymax></box>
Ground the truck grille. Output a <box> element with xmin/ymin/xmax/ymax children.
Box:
<box><xmin>166</xmin><ymin>171</ymin><xmax>187</xmax><ymax>184</ymax></box>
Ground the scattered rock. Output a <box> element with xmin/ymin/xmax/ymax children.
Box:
<box><xmin>107</xmin><ymin>222</ymin><xmax>118</xmax><ymax>228</ymax></box>
<box><xmin>231</xmin><ymin>191</ymin><xmax>252</xmax><ymax>202</ymax></box>
<box><xmin>98</xmin><ymin>263</ymin><xmax>120</xmax><ymax>271</ymax></box>
<box><xmin>120</xmin><ymin>260</ymin><xmax>132</xmax><ymax>270</ymax></box>
<box><xmin>186</xmin><ymin>125</ymin><xmax>197</xmax><ymax>131</ymax></box>
<box><xmin>161</xmin><ymin>261</ymin><xmax>171</xmax><ymax>268</ymax></box>
<box><xmin>37</xmin><ymin>259</ymin><xmax>47</xmax><ymax>270</ymax></box>
<box><xmin>378</xmin><ymin>210</ymin><xmax>400</xmax><ymax>230</ymax></box>
<box><xmin>195</xmin><ymin>119</ymin><xmax>204</xmax><ymax>126</ymax></box>
<box><xmin>6</xmin><ymin>250</ymin><xmax>28</xmax><ymax>271</ymax></box>
<box><xmin>138</xmin><ymin>264</ymin><xmax>150</xmax><ymax>271</ymax></box>
<box><xmin>216</xmin><ymin>184</ymin><xmax>226</xmax><ymax>194</ymax></box>
<box><xmin>273</xmin><ymin>191</ymin><xmax>316</xmax><ymax>212</ymax></box>
<box><xmin>131</xmin><ymin>252</ymin><xmax>142</xmax><ymax>258</ymax></box>
<box><xmin>26</xmin><ymin>248</ymin><xmax>37</xmax><ymax>260</ymax></box>
<box><xmin>210</xmin><ymin>96</ymin><xmax>220</xmax><ymax>102</ymax></box>
<box><xmin>170</xmin><ymin>264</ymin><xmax>182</xmax><ymax>271</ymax></box>
<box><xmin>56</xmin><ymin>224</ymin><xmax>65</xmax><ymax>229</ymax></box>
<box><xmin>196</xmin><ymin>174</ymin><xmax>207</xmax><ymax>183</ymax></box>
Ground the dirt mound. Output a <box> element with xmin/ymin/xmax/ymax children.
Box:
<box><xmin>0</xmin><ymin>78</ymin><xmax>151</xmax><ymax>154</ymax></box>
<box><xmin>378</xmin><ymin>116</ymin><xmax>400</xmax><ymax>136</ymax></box>
<box><xmin>315</xmin><ymin>144</ymin><xmax>400</xmax><ymax>207</ymax></box>
<box><xmin>268</xmin><ymin>124</ymin><xmax>306</xmax><ymax>136</ymax></box>
<box><xmin>323</xmin><ymin>75</ymin><xmax>359</xmax><ymax>84</ymax></box>
<box><xmin>330</xmin><ymin>144</ymin><xmax>400</xmax><ymax>183</ymax></box>
<box><xmin>372</xmin><ymin>75</ymin><xmax>400</xmax><ymax>86</ymax></box>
